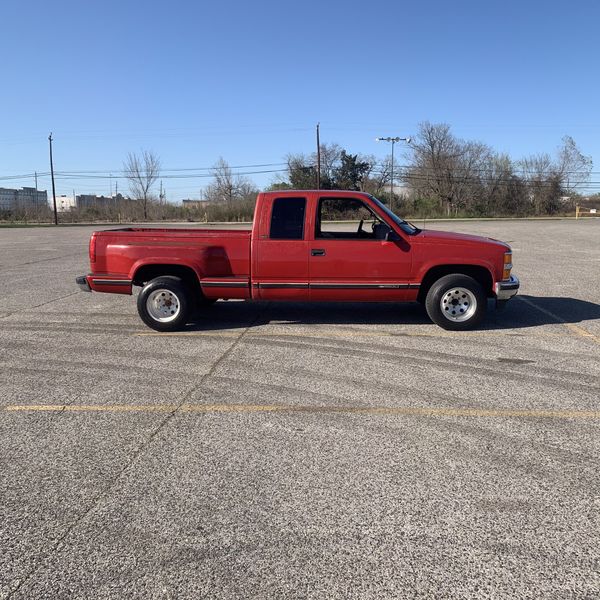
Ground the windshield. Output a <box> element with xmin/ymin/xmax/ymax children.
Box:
<box><xmin>368</xmin><ymin>195</ymin><xmax>420</xmax><ymax>235</ymax></box>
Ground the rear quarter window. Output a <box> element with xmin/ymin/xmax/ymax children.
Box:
<box><xmin>269</xmin><ymin>197</ymin><xmax>306</xmax><ymax>240</ymax></box>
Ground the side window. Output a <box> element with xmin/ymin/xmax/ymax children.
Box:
<box><xmin>269</xmin><ymin>197</ymin><xmax>306</xmax><ymax>240</ymax></box>
<box><xmin>316</xmin><ymin>197</ymin><xmax>388</xmax><ymax>239</ymax></box>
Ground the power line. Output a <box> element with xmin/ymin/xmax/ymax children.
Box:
<box><xmin>2</xmin><ymin>161</ymin><xmax>600</xmax><ymax>191</ymax></box>
<box><xmin>51</xmin><ymin>168</ymin><xmax>289</xmax><ymax>180</ymax></box>
<box><xmin>0</xmin><ymin>162</ymin><xmax>290</xmax><ymax>182</ymax></box>
<box><xmin>49</xmin><ymin>162</ymin><xmax>290</xmax><ymax>174</ymax></box>
<box><xmin>4</xmin><ymin>164</ymin><xmax>599</xmax><ymax>182</ymax></box>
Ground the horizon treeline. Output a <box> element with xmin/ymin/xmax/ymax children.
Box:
<box><xmin>2</xmin><ymin>122</ymin><xmax>597</xmax><ymax>223</ymax></box>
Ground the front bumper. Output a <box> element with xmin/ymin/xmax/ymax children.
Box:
<box><xmin>494</xmin><ymin>275</ymin><xmax>519</xmax><ymax>301</ymax></box>
<box><xmin>76</xmin><ymin>275</ymin><xmax>91</xmax><ymax>292</ymax></box>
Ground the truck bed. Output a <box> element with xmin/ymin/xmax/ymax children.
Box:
<box><xmin>89</xmin><ymin>227</ymin><xmax>252</xmax><ymax>297</ymax></box>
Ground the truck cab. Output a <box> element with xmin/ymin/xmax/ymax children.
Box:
<box><xmin>251</xmin><ymin>191</ymin><xmax>418</xmax><ymax>302</ymax></box>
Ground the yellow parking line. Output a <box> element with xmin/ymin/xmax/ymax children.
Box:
<box><xmin>565</xmin><ymin>323</ymin><xmax>599</xmax><ymax>341</ymax></box>
<box><xmin>5</xmin><ymin>404</ymin><xmax>178</xmax><ymax>413</ymax></box>
<box><xmin>5</xmin><ymin>403</ymin><xmax>600</xmax><ymax>420</ymax></box>
<box><xmin>517</xmin><ymin>297</ymin><xmax>600</xmax><ymax>344</ymax></box>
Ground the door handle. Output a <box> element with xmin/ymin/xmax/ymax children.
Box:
<box><xmin>311</xmin><ymin>249</ymin><xmax>326</xmax><ymax>256</ymax></box>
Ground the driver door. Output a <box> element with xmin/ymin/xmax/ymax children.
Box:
<box><xmin>309</xmin><ymin>195</ymin><xmax>413</xmax><ymax>301</ymax></box>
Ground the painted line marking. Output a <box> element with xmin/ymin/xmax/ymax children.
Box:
<box><xmin>4</xmin><ymin>403</ymin><xmax>600</xmax><ymax>420</ymax></box>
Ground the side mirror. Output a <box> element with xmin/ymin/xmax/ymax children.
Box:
<box><xmin>385</xmin><ymin>229</ymin><xmax>401</xmax><ymax>242</ymax></box>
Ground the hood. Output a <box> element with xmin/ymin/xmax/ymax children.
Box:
<box><xmin>417</xmin><ymin>229</ymin><xmax>510</xmax><ymax>250</ymax></box>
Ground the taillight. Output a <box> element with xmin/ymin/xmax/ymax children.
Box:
<box><xmin>502</xmin><ymin>251</ymin><xmax>512</xmax><ymax>280</ymax></box>
<box><xmin>89</xmin><ymin>233</ymin><xmax>97</xmax><ymax>263</ymax></box>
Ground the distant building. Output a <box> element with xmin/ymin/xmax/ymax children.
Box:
<box><xmin>182</xmin><ymin>199</ymin><xmax>211</xmax><ymax>207</ymax></box>
<box><xmin>391</xmin><ymin>183</ymin><xmax>410</xmax><ymax>198</ymax></box>
<box><xmin>56</xmin><ymin>195</ymin><xmax>77</xmax><ymax>212</ymax></box>
<box><xmin>76</xmin><ymin>193</ymin><xmax>126</xmax><ymax>209</ymax></box>
<box><xmin>0</xmin><ymin>187</ymin><xmax>48</xmax><ymax>211</ymax></box>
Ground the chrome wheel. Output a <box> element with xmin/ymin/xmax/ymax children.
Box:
<box><xmin>440</xmin><ymin>287</ymin><xmax>477</xmax><ymax>322</ymax></box>
<box><xmin>146</xmin><ymin>289</ymin><xmax>181</xmax><ymax>323</ymax></box>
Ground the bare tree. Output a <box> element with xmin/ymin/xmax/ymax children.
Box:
<box><xmin>123</xmin><ymin>150</ymin><xmax>161</xmax><ymax>220</ymax></box>
<box><xmin>404</xmin><ymin>122</ymin><xmax>527</xmax><ymax>216</ymax></box>
<box><xmin>317</xmin><ymin>143</ymin><xmax>342</xmax><ymax>188</ymax></box>
<box><xmin>353</xmin><ymin>153</ymin><xmax>380</xmax><ymax>192</ymax></box>
<box><xmin>405</xmin><ymin>122</ymin><xmax>477</xmax><ymax>215</ymax></box>
<box><xmin>361</xmin><ymin>155</ymin><xmax>391</xmax><ymax>196</ymax></box>
<box><xmin>518</xmin><ymin>137</ymin><xmax>591</xmax><ymax>214</ymax></box>
<box><xmin>204</xmin><ymin>157</ymin><xmax>257</xmax><ymax>204</ymax></box>
<box><xmin>556</xmin><ymin>135</ymin><xmax>592</xmax><ymax>193</ymax></box>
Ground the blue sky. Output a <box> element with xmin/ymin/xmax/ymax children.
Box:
<box><xmin>1</xmin><ymin>0</ymin><xmax>599</xmax><ymax>200</ymax></box>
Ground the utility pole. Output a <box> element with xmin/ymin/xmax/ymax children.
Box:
<box><xmin>48</xmin><ymin>133</ymin><xmax>58</xmax><ymax>225</ymax></box>
<box><xmin>391</xmin><ymin>140</ymin><xmax>395</xmax><ymax>205</ymax></box>
<box><xmin>160</xmin><ymin>180</ymin><xmax>164</xmax><ymax>204</ymax></box>
<box><xmin>34</xmin><ymin>171</ymin><xmax>39</xmax><ymax>208</ymax></box>
<box><xmin>116</xmin><ymin>181</ymin><xmax>121</xmax><ymax>223</ymax></box>
<box><xmin>316</xmin><ymin>123</ymin><xmax>321</xmax><ymax>190</ymax></box>
<box><xmin>375</xmin><ymin>136</ymin><xmax>411</xmax><ymax>212</ymax></box>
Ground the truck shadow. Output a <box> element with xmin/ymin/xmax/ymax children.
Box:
<box><xmin>188</xmin><ymin>295</ymin><xmax>600</xmax><ymax>332</ymax></box>
<box><xmin>487</xmin><ymin>295</ymin><xmax>600</xmax><ymax>331</ymax></box>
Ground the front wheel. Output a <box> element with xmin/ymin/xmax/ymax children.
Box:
<box><xmin>425</xmin><ymin>274</ymin><xmax>486</xmax><ymax>331</ymax></box>
<box><xmin>137</xmin><ymin>276</ymin><xmax>191</xmax><ymax>332</ymax></box>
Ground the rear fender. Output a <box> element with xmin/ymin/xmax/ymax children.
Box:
<box><xmin>129</xmin><ymin>258</ymin><xmax>204</xmax><ymax>284</ymax></box>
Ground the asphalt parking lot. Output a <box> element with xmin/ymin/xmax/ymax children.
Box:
<box><xmin>1</xmin><ymin>219</ymin><xmax>599</xmax><ymax>599</ymax></box>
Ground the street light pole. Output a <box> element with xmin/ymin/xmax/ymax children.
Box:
<box><xmin>375</xmin><ymin>136</ymin><xmax>411</xmax><ymax>212</ymax></box>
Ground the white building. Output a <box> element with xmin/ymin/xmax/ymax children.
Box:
<box><xmin>56</xmin><ymin>195</ymin><xmax>77</xmax><ymax>212</ymax></box>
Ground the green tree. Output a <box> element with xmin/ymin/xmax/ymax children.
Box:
<box><xmin>287</xmin><ymin>155</ymin><xmax>317</xmax><ymax>189</ymax></box>
<box><xmin>333</xmin><ymin>151</ymin><xmax>372</xmax><ymax>190</ymax></box>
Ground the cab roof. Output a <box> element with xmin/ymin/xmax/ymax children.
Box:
<box><xmin>262</xmin><ymin>189</ymin><xmax>371</xmax><ymax>197</ymax></box>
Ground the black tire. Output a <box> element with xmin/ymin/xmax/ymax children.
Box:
<box><xmin>137</xmin><ymin>276</ymin><xmax>191</xmax><ymax>332</ymax></box>
<box><xmin>425</xmin><ymin>274</ymin><xmax>486</xmax><ymax>331</ymax></box>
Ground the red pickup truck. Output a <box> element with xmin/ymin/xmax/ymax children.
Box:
<box><xmin>76</xmin><ymin>190</ymin><xmax>519</xmax><ymax>331</ymax></box>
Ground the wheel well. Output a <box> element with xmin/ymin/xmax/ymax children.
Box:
<box><xmin>133</xmin><ymin>264</ymin><xmax>201</xmax><ymax>295</ymax></box>
<box><xmin>417</xmin><ymin>265</ymin><xmax>493</xmax><ymax>302</ymax></box>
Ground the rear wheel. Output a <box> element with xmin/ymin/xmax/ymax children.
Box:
<box><xmin>425</xmin><ymin>274</ymin><xmax>486</xmax><ymax>331</ymax></box>
<box><xmin>137</xmin><ymin>276</ymin><xmax>191</xmax><ymax>332</ymax></box>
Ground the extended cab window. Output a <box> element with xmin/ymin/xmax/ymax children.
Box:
<box><xmin>316</xmin><ymin>197</ymin><xmax>389</xmax><ymax>240</ymax></box>
<box><xmin>270</xmin><ymin>197</ymin><xmax>306</xmax><ymax>239</ymax></box>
